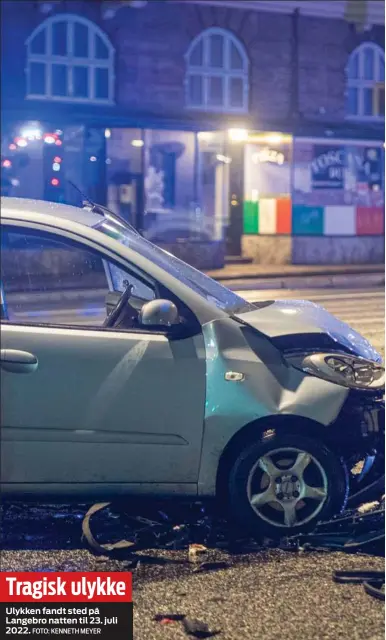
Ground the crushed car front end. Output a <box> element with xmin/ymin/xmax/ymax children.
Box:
<box><xmin>235</xmin><ymin>298</ymin><xmax>385</xmax><ymax>495</ymax></box>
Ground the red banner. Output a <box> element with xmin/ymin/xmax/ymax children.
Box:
<box><xmin>356</xmin><ymin>207</ymin><xmax>384</xmax><ymax>235</ymax></box>
<box><xmin>0</xmin><ymin>573</ymin><xmax>132</xmax><ymax>603</ymax></box>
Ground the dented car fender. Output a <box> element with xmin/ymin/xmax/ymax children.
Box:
<box><xmin>197</xmin><ymin>318</ymin><xmax>350</xmax><ymax>496</ymax></box>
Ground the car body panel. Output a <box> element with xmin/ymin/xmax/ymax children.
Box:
<box><xmin>197</xmin><ymin>318</ymin><xmax>350</xmax><ymax>495</ymax></box>
<box><xmin>235</xmin><ymin>301</ymin><xmax>381</xmax><ymax>362</ymax></box>
<box><xmin>0</xmin><ymin>197</ymin><xmax>382</xmax><ymax>501</ymax></box>
<box><xmin>1</xmin><ymin>323</ymin><xmax>206</xmax><ymax>493</ymax></box>
<box><xmin>1</xmin><ymin>197</ymin><xmax>102</xmax><ymax>227</ymax></box>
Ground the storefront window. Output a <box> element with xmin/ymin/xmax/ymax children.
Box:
<box><xmin>1</xmin><ymin>125</ymin><xmax>48</xmax><ymax>200</ymax></box>
<box><xmin>293</xmin><ymin>140</ymin><xmax>384</xmax><ymax>207</ymax></box>
<box><xmin>105</xmin><ymin>128</ymin><xmax>143</xmax><ymax>227</ymax></box>
<box><xmin>292</xmin><ymin>139</ymin><xmax>385</xmax><ymax>236</ymax></box>
<box><xmin>144</xmin><ymin>130</ymin><xmax>195</xmax><ymax>209</ymax></box>
<box><xmin>143</xmin><ymin>129</ymin><xmax>198</xmax><ymax>242</ymax></box>
<box><xmin>243</xmin><ymin>134</ymin><xmax>292</xmax><ymax>235</ymax></box>
<box><xmin>1</xmin><ymin>124</ymin><xmax>230</xmax><ymax>249</ymax></box>
<box><xmin>141</xmin><ymin>129</ymin><xmax>229</xmax><ymax>243</ymax></box>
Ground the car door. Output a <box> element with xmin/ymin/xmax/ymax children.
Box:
<box><xmin>0</xmin><ymin>225</ymin><xmax>206</xmax><ymax>497</ymax></box>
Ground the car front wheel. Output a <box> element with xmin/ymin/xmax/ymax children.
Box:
<box><xmin>228</xmin><ymin>432</ymin><xmax>349</xmax><ymax>539</ymax></box>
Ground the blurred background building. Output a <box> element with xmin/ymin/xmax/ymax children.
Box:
<box><xmin>1</xmin><ymin>0</ymin><xmax>384</xmax><ymax>268</ymax></box>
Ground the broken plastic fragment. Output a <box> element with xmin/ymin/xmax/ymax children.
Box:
<box><xmin>357</xmin><ymin>500</ymin><xmax>380</xmax><ymax>514</ymax></box>
<box><xmin>193</xmin><ymin>561</ymin><xmax>229</xmax><ymax>573</ymax></box>
<box><xmin>188</xmin><ymin>543</ymin><xmax>208</xmax><ymax>562</ymax></box>
<box><xmin>154</xmin><ymin>614</ymin><xmax>186</xmax><ymax>622</ymax></box>
<box><xmin>182</xmin><ymin>617</ymin><xmax>221</xmax><ymax>638</ymax></box>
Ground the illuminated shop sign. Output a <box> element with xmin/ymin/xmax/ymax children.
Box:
<box><xmin>311</xmin><ymin>144</ymin><xmax>383</xmax><ymax>191</ymax></box>
<box><xmin>252</xmin><ymin>147</ymin><xmax>285</xmax><ymax>165</ymax></box>
<box><xmin>311</xmin><ymin>145</ymin><xmax>344</xmax><ymax>189</ymax></box>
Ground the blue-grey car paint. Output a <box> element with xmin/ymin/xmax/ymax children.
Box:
<box><xmin>0</xmin><ymin>198</ymin><xmax>382</xmax><ymax>499</ymax></box>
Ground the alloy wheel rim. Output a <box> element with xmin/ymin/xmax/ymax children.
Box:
<box><xmin>247</xmin><ymin>447</ymin><xmax>328</xmax><ymax>528</ymax></box>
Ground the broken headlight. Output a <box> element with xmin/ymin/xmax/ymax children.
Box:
<box><xmin>288</xmin><ymin>353</ymin><xmax>385</xmax><ymax>390</ymax></box>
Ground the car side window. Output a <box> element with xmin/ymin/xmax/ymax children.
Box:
<box><xmin>1</xmin><ymin>228</ymin><xmax>155</xmax><ymax>329</ymax></box>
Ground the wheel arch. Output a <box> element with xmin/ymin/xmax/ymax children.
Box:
<box><xmin>215</xmin><ymin>413</ymin><xmax>332</xmax><ymax>502</ymax></box>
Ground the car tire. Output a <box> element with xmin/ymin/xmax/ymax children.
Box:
<box><xmin>228</xmin><ymin>431</ymin><xmax>349</xmax><ymax>539</ymax></box>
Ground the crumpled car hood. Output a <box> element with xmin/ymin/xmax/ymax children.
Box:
<box><xmin>235</xmin><ymin>299</ymin><xmax>382</xmax><ymax>363</ymax></box>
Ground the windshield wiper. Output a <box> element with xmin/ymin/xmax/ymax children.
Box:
<box><xmin>68</xmin><ymin>181</ymin><xmax>141</xmax><ymax>236</ymax></box>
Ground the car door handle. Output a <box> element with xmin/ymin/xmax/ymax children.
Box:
<box><xmin>0</xmin><ymin>349</ymin><xmax>38</xmax><ymax>374</ymax></box>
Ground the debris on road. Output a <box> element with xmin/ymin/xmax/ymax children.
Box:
<box><xmin>357</xmin><ymin>500</ymin><xmax>381</xmax><ymax>514</ymax></box>
<box><xmin>153</xmin><ymin>613</ymin><xmax>221</xmax><ymax>637</ymax></box>
<box><xmin>283</xmin><ymin>497</ymin><xmax>384</xmax><ymax>555</ymax></box>
<box><xmin>188</xmin><ymin>543</ymin><xmax>208</xmax><ymax>562</ymax></box>
<box><xmin>82</xmin><ymin>502</ymin><xmax>138</xmax><ymax>555</ymax></box>
<box><xmin>347</xmin><ymin>474</ymin><xmax>385</xmax><ymax>509</ymax></box>
<box><xmin>192</xmin><ymin>561</ymin><xmax>229</xmax><ymax>573</ymax></box>
<box><xmin>333</xmin><ymin>569</ymin><xmax>385</xmax><ymax>601</ymax></box>
<box><xmin>182</xmin><ymin>617</ymin><xmax>221</xmax><ymax>638</ymax></box>
<box><xmin>1</xmin><ymin>497</ymin><xmax>384</xmax><ymax>640</ymax></box>
<box><xmin>80</xmin><ymin>500</ymin><xmax>250</xmax><ymax>558</ymax></box>
<box><xmin>154</xmin><ymin>614</ymin><xmax>186</xmax><ymax>623</ymax></box>
<box><xmin>281</xmin><ymin>496</ymin><xmax>385</xmax><ymax>601</ymax></box>
<box><xmin>79</xmin><ymin>491</ymin><xmax>385</xmax><ymax>568</ymax></box>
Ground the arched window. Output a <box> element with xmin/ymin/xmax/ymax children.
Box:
<box><xmin>185</xmin><ymin>28</ymin><xmax>249</xmax><ymax>113</ymax></box>
<box><xmin>346</xmin><ymin>43</ymin><xmax>384</xmax><ymax>120</ymax></box>
<box><xmin>26</xmin><ymin>14</ymin><xmax>115</xmax><ymax>103</ymax></box>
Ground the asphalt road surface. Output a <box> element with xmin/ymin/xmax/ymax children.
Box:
<box><xmin>1</xmin><ymin>286</ymin><xmax>384</xmax><ymax>640</ymax></box>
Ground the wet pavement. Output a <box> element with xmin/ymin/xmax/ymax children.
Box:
<box><xmin>0</xmin><ymin>501</ymin><xmax>384</xmax><ymax>639</ymax></box>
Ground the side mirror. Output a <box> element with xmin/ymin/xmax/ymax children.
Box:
<box><xmin>139</xmin><ymin>299</ymin><xmax>179</xmax><ymax>328</ymax></box>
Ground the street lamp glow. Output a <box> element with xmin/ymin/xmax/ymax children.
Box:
<box><xmin>16</xmin><ymin>137</ymin><xmax>28</xmax><ymax>148</ymax></box>
<box><xmin>105</xmin><ymin>128</ymin><xmax>111</xmax><ymax>138</ymax></box>
<box><xmin>131</xmin><ymin>139</ymin><xmax>144</xmax><ymax>147</ymax></box>
<box><xmin>228</xmin><ymin>128</ymin><xmax>249</xmax><ymax>142</ymax></box>
<box><xmin>20</xmin><ymin>122</ymin><xmax>42</xmax><ymax>140</ymax></box>
<box><xmin>21</xmin><ymin>127</ymin><xmax>42</xmax><ymax>140</ymax></box>
<box><xmin>265</xmin><ymin>133</ymin><xmax>284</xmax><ymax>145</ymax></box>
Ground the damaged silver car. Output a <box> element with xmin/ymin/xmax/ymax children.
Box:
<box><xmin>1</xmin><ymin>196</ymin><xmax>384</xmax><ymax>538</ymax></box>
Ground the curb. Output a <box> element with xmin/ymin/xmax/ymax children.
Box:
<box><xmin>209</xmin><ymin>265</ymin><xmax>384</xmax><ymax>282</ymax></box>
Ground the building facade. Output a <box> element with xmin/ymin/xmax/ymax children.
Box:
<box><xmin>1</xmin><ymin>0</ymin><xmax>385</xmax><ymax>268</ymax></box>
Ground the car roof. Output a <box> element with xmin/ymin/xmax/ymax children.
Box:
<box><xmin>0</xmin><ymin>197</ymin><xmax>102</xmax><ymax>228</ymax></box>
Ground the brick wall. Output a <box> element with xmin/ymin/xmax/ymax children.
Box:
<box><xmin>298</xmin><ymin>15</ymin><xmax>384</xmax><ymax>122</ymax></box>
<box><xmin>2</xmin><ymin>0</ymin><xmax>384</xmax><ymax>125</ymax></box>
